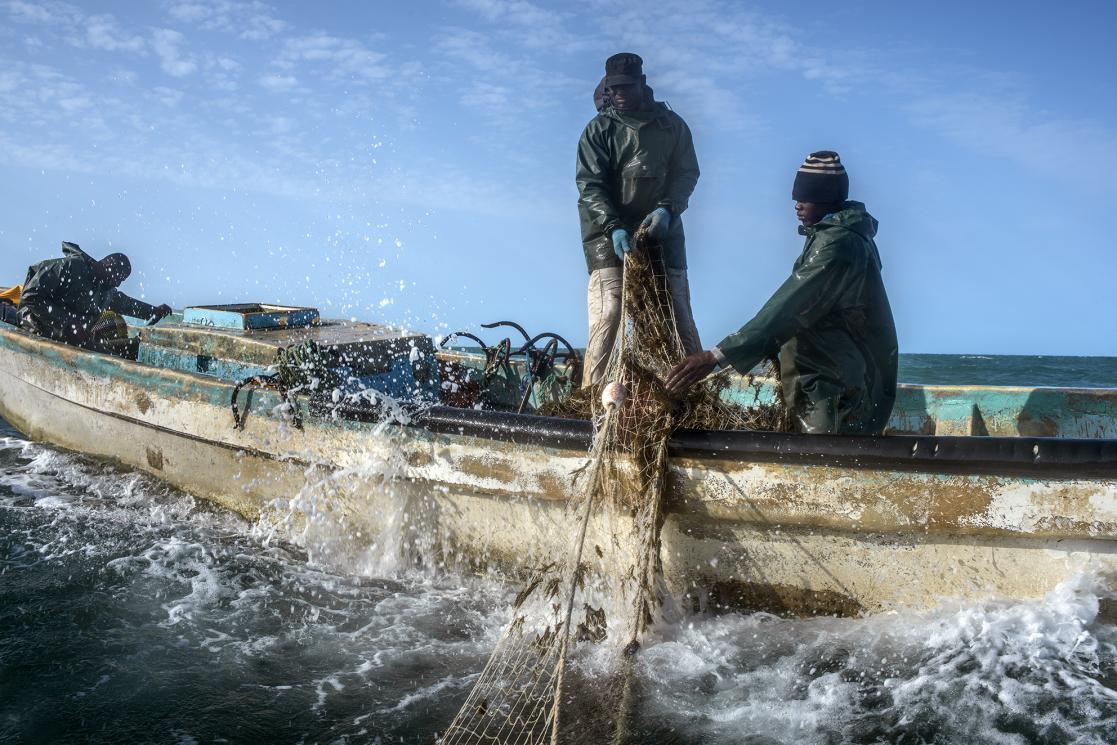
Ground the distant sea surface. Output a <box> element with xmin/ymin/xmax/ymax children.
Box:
<box><xmin>897</xmin><ymin>353</ymin><xmax>1116</xmax><ymax>389</ymax></box>
<box><xmin>450</xmin><ymin>347</ymin><xmax>1117</xmax><ymax>389</ymax></box>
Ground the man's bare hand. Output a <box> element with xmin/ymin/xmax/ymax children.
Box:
<box><xmin>665</xmin><ymin>350</ymin><xmax>719</xmax><ymax>396</ymax></box>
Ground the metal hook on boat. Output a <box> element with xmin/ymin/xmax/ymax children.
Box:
<box><xmin>516</xmin><ymin>338</ymin><xmax>562</xmax><ymax>414</ymax></box>
<box><xmin>512</xmin><ymin>332</ymin><xmax>578</xmax><ymax>362</ymax></box>
<box><xmin>230</xmin><ymin>375</ymin><xmax>303</xmax><ymax>431</ymax></box>
<box><xmin>438</xmin><ymin>331</ymin><xmax>491</xmax><ymax>352</ymax></box>
<box><xmin>443</xmin><ymin>321</ymin><xmax>585</xmax><ymax>409</ymax></box>
<box><xmin>481</xmin><ymin>320</ymin><xmax>531</xmax><ymax>344</ymax></box>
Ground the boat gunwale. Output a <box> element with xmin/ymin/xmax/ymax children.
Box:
<box><xmin>415</xmin><ymin>406</ymin><xmax>1117</xmax><ymax>478</ymax></box>
<box><xmin>3</xmin><ymin>322</ymin><xmax>1117</xmax><ymax>479</ymax></box>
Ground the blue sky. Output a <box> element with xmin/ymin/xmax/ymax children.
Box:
<box><xmin>1</xmin><ymin>0</ymin><xmax>1115</xmax><ymax>356</ymax></box>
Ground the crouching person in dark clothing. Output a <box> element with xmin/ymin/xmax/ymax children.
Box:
<box><xmin>665</xmin><ymin>152</ymin><xmax>898</xmax><ymax>435</ymax></box>
<box><xmin>19</xmin><ymin>241</ymin><xmax>171</xmax><ymax>357</ymax></box>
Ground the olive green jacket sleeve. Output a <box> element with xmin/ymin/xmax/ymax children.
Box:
<box><xmin>715</xmin><ymin>237</ymin><xmax>855</xmax><ymax>374</ymax></box>
<box><xmin>106</xmin><ymin>289</ymin><xmax>158</xmax><ymax>322</ymax></box>
<box><xmin>575</xmin><ymin>121</ymin><xmax>623</xmax><ymax>238</ymax></box>
<box><xmin>660</xmin><ymin>118</ymin><xmax>699</xmax><ymax>217</ymax></box>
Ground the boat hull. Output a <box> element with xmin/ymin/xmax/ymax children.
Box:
<box><xmin>2</xmin><ymin>324</ymin><xmax>1116</xmax><ymax>616</ymax></box>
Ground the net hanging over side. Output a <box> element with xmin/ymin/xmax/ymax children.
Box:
<box><xmin>437</xmin><ymin>231</ymin><xmax>771</xmax><ymax>744</ymax></box>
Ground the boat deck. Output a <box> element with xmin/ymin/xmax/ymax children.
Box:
<box><xmin>141</xmin><ymin>317</ymin><xmax>426</xmax><ymax>365</ymax></box>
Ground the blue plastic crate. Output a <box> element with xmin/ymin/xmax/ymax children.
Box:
<box><xmin>182</xmin><ymin>303</ymin><xmax>319</xmax><ymax>331</ymax></box>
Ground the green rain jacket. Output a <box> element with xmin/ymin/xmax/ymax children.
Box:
<box><xmin>18</xmin><ymin>242</ymin><xmax>158</xmax><ymax>342</ymax></box>
<box><xmin>576</xmin><ymin>102</ymin><xmax>700</xmax><ymax>272</ymax></box>
<box><xmin>716</xmin><ymin>203</ymin><xmax>898</xmax><ymax>434</ymax></box>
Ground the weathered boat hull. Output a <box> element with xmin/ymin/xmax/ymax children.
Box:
<box><xmin>2</xmin><ymin>324</ymin><xmax>1117</xmax><ymax>616</ymax></box>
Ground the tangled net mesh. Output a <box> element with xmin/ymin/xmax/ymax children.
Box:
<box><xmin>437</xmin><ymin>232</ymin><xmax>785</xmax><ymax>744</ymax></box>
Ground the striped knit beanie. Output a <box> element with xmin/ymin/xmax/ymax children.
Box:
<box><xmin>792</xmin><ymin>151</ymin><xmax>849</xmax><ymax>204</ymax></box>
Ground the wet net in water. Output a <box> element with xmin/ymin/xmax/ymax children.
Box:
<box><xmin>437</xmin><ymin>231</ymin><xmax>784</xmax><ymax>744</ymax></box>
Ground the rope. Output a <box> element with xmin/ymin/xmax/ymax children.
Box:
<box><xmin>230</xmin><ymin>340</ymin><xmax>331</xmax><ymax>430</ymax></box>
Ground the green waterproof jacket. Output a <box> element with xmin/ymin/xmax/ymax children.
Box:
<box><xmin>716</xmin><ymin>203</ymin><xmax>898</xmax><ymax>435</ymax></box>
<box><xmin>576</xmin><ymin>102</ymin><xmax>700</xmax><ymax>272</ymax></box>
<box><xmin>18</xmin><ymin>242</ymin><xmax>158</xmax><ymax>342</ymax></box>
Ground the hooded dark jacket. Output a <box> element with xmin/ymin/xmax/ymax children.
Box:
<box><xmin>716</xmin><ymin>203</ymin><xmax>898</xmax><ymax>434</ymax></box>
<box><xmin>19</xmin><ymin>242</ymin><xmax>158</xmax><ymax>342</ymax></box>
<box><xmin>576</xmin><ymin>101</ymin><xmax>700</xmax><ymax>272</ymax></box>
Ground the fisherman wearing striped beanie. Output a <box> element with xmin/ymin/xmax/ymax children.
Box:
<box><xmin>792</xmin><ymin>151</ymin><xmax>849</xmax><ymax>226</ymax></box>
<box><xmin>665</xmin><ymin>151</ymin><xmax>899</xmax><ymax>435</ymax></box>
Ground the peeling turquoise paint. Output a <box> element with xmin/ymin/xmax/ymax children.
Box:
<box><xmin>4</xmin><ymin>324</ymin><xmax>1114</xmax><ymax>440</ymax></box>
<box><xmin>717</xmin><ymin>375</ymin><xmax>1117</xmax><ymax>438</ymax></box>
<box><xmin>137</xmin><ymin>344</ymin><xmax>271</xmax><ymax>382</ymax></box>
<box><xmin>445</xmin><ymin>351</ymin><xmax>1116</xmax><ymax>439</ymax></box>
<box><xmin>892</xmin><ymin>385</ymin><xmax>1117</xmax><ymax>438</ymax></box>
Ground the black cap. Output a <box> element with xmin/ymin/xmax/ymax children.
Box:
<box><xmin>603</xmin><ymin>53</ymin><xmax>643</xmax><ymax>87</ymax></box>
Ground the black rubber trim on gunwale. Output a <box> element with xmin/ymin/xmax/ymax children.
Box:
<box><xmin>414</xmin><ymin>405</ymin><xmax>1117</xmax><ymax>477</ymax></box>
<box><xmin>670</xmin><ymin>427</ymin><xmax>1117</xmax><ymax>477</ymax></box>
<box><xmin>415</xmin><ymin>405</ymin><xmax>593</xmax><ymax>450</ymax></box>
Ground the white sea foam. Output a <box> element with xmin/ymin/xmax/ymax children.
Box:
<box><xmin>5</xmin><ymin>428</ymin><xmax>1117</xmax><ymax>742</ymax></box>
<box><xmin>634</xmin><ymin>575</ymin><xmax>1117</xmax><ymax>743</ymax></box>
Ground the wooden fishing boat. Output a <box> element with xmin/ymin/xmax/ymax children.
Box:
<box><xmin>1</xmin><ymin>304</ymin><xmax>1116</xmax><ymax>617</ymax></box>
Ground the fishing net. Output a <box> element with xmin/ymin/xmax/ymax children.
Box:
<box><xmin>437</xmin><ymin>231</ymin><xmax>785</xmax><ymax>744</ymax></box>
<box><xmin>539</xmin><ymin>341</ymin><xmax>784</xmax><ymax>432</ymax></box>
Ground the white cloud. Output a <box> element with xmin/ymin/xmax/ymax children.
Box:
<box><xmin>460</xmin><ymin>81</ymin><xmax>511</xmax><ymax>110</ymax></box>
<box><xmin>0</xmin><ymin>69</ymin><xmax>18</xmax><ymax>93</ymax></box>
<box><xmin>435</xmin><ymin>26</ymin><xmax>581</xmax><ymax>126</ymax></box>
<box><xmin>0</xmin><ymin>62</ymin><xmax>94</xmax><ymax>126</ymax></box>
<box><xmin>3</xmin><ymin>2</ymin><xmax>146</xmax><ymax>55</ymax></box>
<box><xmin>2</xmin><ymin>0</ymin><xmax>81</xmax><ymax>26</ymax></box>
<box><xmin>275</xmin><ymin>33</ymin><xmax>392</xmax><ymax>82</ymax></box>
<box><xmin>259</xmin><ymin>73</ymin><xmax>297</xmax><ymax>91</ymax></box>
<box><xmin>453</xmin><ymin>0</ymin><xmax>561</xmax><ymax>27</ymax></box>
<box><xmin>203</xmin><ymin>54</ymin><xmax>241</xmax><ymax>91</ymax></box>
<box><xmin>151</xmin><ymin>28</ymin><xmax>197</xmax><ymax>77</ymax></box>
<box><xmin>57</xmin><ymin>94</ymin><xmax>92</xmax><ymax>112</ymax></box>
<box><xmin>164</xmin><ymin>0</ymin><xmax>287</xmax><ymax>40</ymax></box>
<box><xmin>903</xmin><ymin>90</ymin><xmax>1117</xmax><ymax>188</ymax></box>
<box><xmin>84</xmin><ymin>14</ymin><xmax>145</xmax><ymax>53</ymax></box>
<box><xmin>436</xmin><ymin>27</ymin><xmax>513</xmax><ymax>73</ymax></box>
<box><xmin>443</xmin><ymin>0</ymin><xmax>856</xmax><ymax>132</ymax></box>
<box><xmin>151</xmin><ymin>86</ymin><xmax>185</xmax><ymax>107</ymax></box>
<box><xmin>449</xmin><ymin>0</ymin><xmax>585</xmax><ymax>53</ymax></box>
<box><xmin>109</xmin><ymin>67</ymin><xmax>140</xmax><ymax>86</ymax></box>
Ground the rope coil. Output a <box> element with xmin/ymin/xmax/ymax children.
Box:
<box><xmin>230</xmin><ymin>340</ymin><xmax>333</xmax><ymax>430</ymax></box>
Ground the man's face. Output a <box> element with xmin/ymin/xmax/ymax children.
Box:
<box><xmin>605</xmin><ymin>82</ymin><xmax>644</xmax><ymax>112</ymax></box>
<box><xmin>795</xmin><ymin>201</ymin><xmax>832</xmax><ymax>227</ymax></box>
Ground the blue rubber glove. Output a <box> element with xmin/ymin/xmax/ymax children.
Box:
<box><xmin>611</xmin><ymin>228</ymin><xmax>631</xmax><ymax>260</ymax></box>
<box><xmin>640</xmin><ymin>207</ymin><xmax>671</xmax><ymax>240</ymax></box>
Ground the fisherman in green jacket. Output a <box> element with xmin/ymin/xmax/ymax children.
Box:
<box><xmin>665</xmin><ymin>152</ymin><xmax>898</xmax><ymax>435</ymax></box>
<box><xmin>19</xmin><ymin>241</ymin><xmax>171</xmax><ymax>353</ymax></box>
<box><xmin>577</xmin><ymin>52</ymin><xmax>702</xmax><ymax>386</ymax></box>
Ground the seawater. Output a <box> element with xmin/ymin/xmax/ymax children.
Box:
<box><xmin>898</xmin><ymin>354</ymin><xmax>1117</xmax><ymax>389</ymax></box>
<box><xmin>3</xmin><ymin>355</ymin><xmax>1117</xmax><ymax>744</ymax></box>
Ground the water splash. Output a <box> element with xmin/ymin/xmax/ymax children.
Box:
<box><xmin>4</xmin><ymin>428</ymin><xmax>1117</xmax><ymax>743</ymax></box>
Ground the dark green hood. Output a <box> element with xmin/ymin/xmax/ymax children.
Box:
<box><xmin>808</xmin><ymin>201</ymin><xmax>878</xmax><ymax>241</ymax></box>
<box><xmin>798</xmin><ymin>202</ymin><xmax>878</xmax><ymax>247</ymax></box>
<box><xmin>61</xmin><ymin>240</ymin><xmax>95</xmax><ymax>263</ymax></box>
<box><xmin>601</xmin><ymin>101</ymin><xmax>673</xmax><ymax>129</ymax></box>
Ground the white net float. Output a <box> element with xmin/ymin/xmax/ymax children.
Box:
<box><xmin>601</xmin><ymin>381</ymin><xmax>628</xmax><ymax>410</ymax></box>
